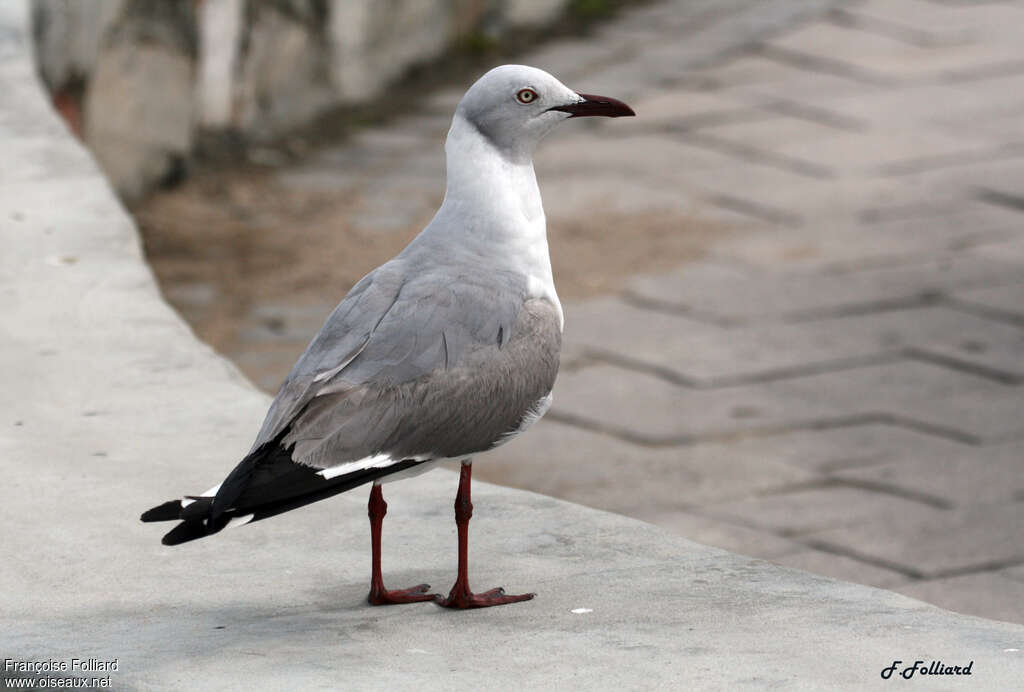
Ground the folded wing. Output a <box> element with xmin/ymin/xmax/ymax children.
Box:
<box><xmin>142</xmin><ymin>261</ymin><xmax>561</xmax><ymax>544</ymax></box>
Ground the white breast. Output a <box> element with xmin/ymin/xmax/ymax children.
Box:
<box><xmin>528</xmin><ymin>274</ymin><xmax>564</xmax><ymax>331</ymax></box>
<box><xmin>492</xmin><ymin>391</ymin><xmax>554</xmax><ymax>448</ymax></box>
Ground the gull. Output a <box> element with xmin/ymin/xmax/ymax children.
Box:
<box><xmin>142</xmin><ymin>64</ymin><xmax>634</xmax><ymax>609</ymax></box>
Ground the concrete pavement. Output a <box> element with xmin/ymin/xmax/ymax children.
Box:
<box><xmin>4</xmin><ymin>0</ymin><xmax>1024</xmax><ymax>688</ymax></box>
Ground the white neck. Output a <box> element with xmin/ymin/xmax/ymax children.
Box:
<box><xmin>419</xmin><ymin>114</ymin><xmax>562</xmax><ymax>327</ymax></box>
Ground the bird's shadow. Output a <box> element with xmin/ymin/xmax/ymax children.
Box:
<box><xmin>12</xmin><ymin>569</ymin><xmax>467</xmax><ymax>679</ymax></box>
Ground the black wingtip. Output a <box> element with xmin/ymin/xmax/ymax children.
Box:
<box><xmin>141</xmin><ymin>500</ymin><xmax>183</xmax><ymax>523</ymax></box>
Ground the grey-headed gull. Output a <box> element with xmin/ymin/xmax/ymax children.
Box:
<box><xmin>142</xmin><ymin>64</ymin><xmax>634</xmax><ymax>609</ymax></box>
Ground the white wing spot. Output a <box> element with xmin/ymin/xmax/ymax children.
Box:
<box><xmin>180</xmin><ymin>482</ymin><xmax>222</xmax><ymax>508</ymax></box>
<box><xmin>317</xmin><ymin>453</ymin><xmax>398</xmax><ymax>479</ymax></box>
<box><xmin>225</xmin><ymin>514</ymin><xmax>254</xmax><ymax>529</ymax></box>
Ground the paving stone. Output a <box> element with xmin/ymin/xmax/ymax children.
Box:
<box><xmin>951</xmin><ymin>281</ymin><xmax>1024</xmax><ymax>322</ymax></box>
<box><xmin>779</xmin><ymin>361</ymin><xmax>1024</xmax><ymax>443</ymax></box>
<box><xmin>524</xmin><ymin>38</ymin><xmax>628</xmax><ymax>84</ymax></box>
<box><xmin>850</xmin><ymin>0</ymin><xmax>1010</xmax><ymax>36</ymax></box>
<box><xmin>829</xmin><ymin>77</ymin><xmax>1024</xmax><ymax>142</ymax></box>
<box><xmin>695</xmin><ymin>113</ymin><xmax>983</xmax><ymax>173</ymax></box>
<box><xmin>904</xmin><ymin>327</ymin><xmax>1024</xmax><ymax>382</ymax></box>
<box><xmin>580</xmin><ymin>59</ymin><xmax>676</xmax><ymax>104</ymax></box>
<box><xmin>767</xmin><ymin>18</ymin><xmax>1024</xmax><ymax>82</ymax></box>
<box><xmin>968</xmin><ymin>234</ymin><xmax>1024</xmax><ymax>265</ymax></box>
<box><xmin>682</xmin><ymin>53</ymin><xmax>879</xmax><ymax>99</ymax></box>
<box><xmin>570</xmin><ymin>297</ymin><xmax>1024</xmax><ymax>383</ymax></box>
<box><xmin>904</xmin><ymin>155</ymin><xmax>1024</xmax><ymax>200</ymax></box>
<box><xmin>771</xmin><ymin>549</ymin><xmax>910</xmax><ymax>588</ymax></box>
<box><xmin>894</xmin><ymin>572</ymin><xmax>1024</xmax><ymax>625</ymax></box>
<box><xmin>538</xmin><ymin>132</ymin><xmax>747</xmax><ymax>220</ymax></box>
<box><xmin>795</xmin><ymin>306</ymin><xmax>1024</xmax><ymax>380</ymax></box>
<box><xmin>766</xmin><ymin>22</ymin><xmax>918</xmax><ymax>78</ymax></box>
<box><xmin>808</xmin><ymin>502</ymin><xmax>1024</xmax><ymax>577</ymax></box>
<box><xmin>682</xmin><ymin>198</ymin><xmax>770</xmax><ymax>229</ymax></box>
<box><xmin>858</xmin><ymin>196</ymin><xmax>1024</xmax><ymax>233</ymax></box>
<box><xmin>537</xmin><ymin>133</ymin><xmax>726</xmax><ymax>189</ymax></box>
<box><xmin>478</xmin><ymin>419</ymin><xmax>813</xmax><ymax>514</ymax></box>
<box><xmin>1002</xmin><ymin>564</ymin><xmax>1024</xmax><ymax>584</ymax></box>
<box><xmin>832</xmin><ymin>439</ymin><xmax>1024</xmax><ymax>508</ymax></box>
<box><xmin>703</xmin><ymin>223</ymin><xmax>885</xmax><ymax>270</ymax></box>
<box><xmin>688</xmin><ymin>424</ymin><xmax>971</xmax><ymax>474</ymax></box>
<box><xmin>831</xmin><ymin>3</ymin><xmax>973</xmax><ymax>46</ymax></box>
<box><xmin>566</xmin><ymin>296</ymin><xmax>874</xmax><ymax>383</ymax></box>
<box><xmin>714</xmin><ymin>173</ymin><xmax>915</xmax><ymax>223</ymax></box>
<box><xmin>629</xmin><ymin>510</ymin><xmax>804</xmax><ymax>559</ymax></box>
<box><xmin>938</xmin><ymin>95</ymin><xmax>1024</xmax><ymax>142</ymax></box>
<box><xmin>629</xmin><ymin>254</ymin><xmax>1022</xmax><ymax>322</ymax></box>
<box><xmin>592</xmin><ymin>0</ymin><xmax>841</xmax><ymax>89</ymax></box>
<box><xmin>886</xmin><ymin>386</ymin><xmax>1024</xmax><ymax>442</ymax></box>
<box><xmin>705</xmin><ymin>199</ymin><xmax>1024</xmax><ymax>270</ymax></box>
<box><xmin>668</xmin><ymin>162</ymin><xmax>846</xmax><ymax>227</ymax></box>
<box><xmin>605</xmin><ymin>0</ymin><xmax>724</xmax><ymax>35</ymax></box>
<box><xmin>551</xmin><ymin>363</ymin><xmax>844</xmax><ymax>441</ymax></box>
<box><xmin>540</xmin><ymin>173</ymin><xmax>704</xmax><ymax>219</ymax></box>
<box><xmin>842</xmin><ymin>82</ymin><xmax>1002</xmax><ymax>132</ymax></box>
<box><xmin>697</xmin><ymin>485</ymin><xmax>936</xmax><ymax>536</ymax></box>
<box><xmin>776</xmin><ymin>360</ymin><xmax>1019</xmax><ymax>430</ymax></box>
<box><xmin>624</xmin><ymin>89</ymin><xmax>752</xmax><ymax>125</ymax></box>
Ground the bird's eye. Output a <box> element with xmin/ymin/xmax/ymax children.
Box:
<box><xmin>516</xmin><ymin>88</ymin><xmax>538</xmax><ymax>104</ymax></box>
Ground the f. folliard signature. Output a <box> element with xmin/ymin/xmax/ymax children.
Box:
<box><xmin>881</xmin><ymin>660</ymin><xmax>974</xmax><ymax>679</ymax></box>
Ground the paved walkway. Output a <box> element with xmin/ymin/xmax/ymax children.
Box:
<box><xmin>188</xmin><ymin>0</ymin><xmax>1024</xmax><ymax>623</ymax></box>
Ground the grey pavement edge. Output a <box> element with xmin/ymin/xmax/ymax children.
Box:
<box><xmin>1</xmin><ymin>2</ymin><xmax>1022</xmax><ymax>690</ymax></box>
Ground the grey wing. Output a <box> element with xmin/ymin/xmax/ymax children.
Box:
<box><xmin>147</xmin><ymin>263</ymin><xmax>562</xmax><ymax>544</ymax></box>
<box><xmin>255</xmin><ymin>262</ymin><xmax>562</xmax><ymax>470</ymax></box>
<box><xmin>250</xmin><ymin>260</ymin><xmax>407</xmax><ymax>450</ymax></box>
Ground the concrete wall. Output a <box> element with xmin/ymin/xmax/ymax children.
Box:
<box><xmin>30</xmin><ymin>0</ymin><xmax>572</xmax><ymax>200</ymax></box>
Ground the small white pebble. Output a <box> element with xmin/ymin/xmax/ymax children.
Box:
<box><xmin>1004</xmin><ymin>648</ymin><xmax>1019</xmax><ymax>653</ymax></box>
<box><xmin>407</xmin><ymin>648</ymin><xmax>430</xmax><ymax>654</ymax></box>
<box><xmin>571</xmin><ymin>608</ymin><xmax>593</xmax><ymax>614</ymax></box>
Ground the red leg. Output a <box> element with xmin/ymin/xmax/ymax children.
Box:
<box><xmin>367</xmin><ymin>483</ymin><xmax>435</xmax><ymax>605</ymax></box>
<box><xmin>435</xmin><ymin>461</ymin><xmax>535</xmax><ymax>609</ymax></box>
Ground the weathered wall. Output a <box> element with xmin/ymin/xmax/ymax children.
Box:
<box><xmin>31</xmin><ymin>0</ymin><xmax>573</xmax><ymax>200</ymax></box>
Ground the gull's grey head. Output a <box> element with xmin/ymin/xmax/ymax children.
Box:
<box><xmin>455</xmin><ymin>64</ymin><xmax>634</xmax><ymax>160</ymax></box>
